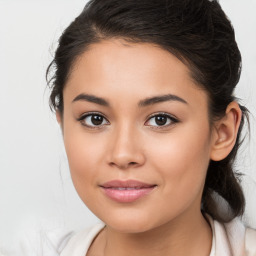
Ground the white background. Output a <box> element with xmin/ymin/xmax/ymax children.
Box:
<box><xmin>0</xmin><ymin>0</ymin><xmax>255</xmax><ymax>255</ymax></box>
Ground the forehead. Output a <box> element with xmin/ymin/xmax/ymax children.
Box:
<box><xmin>64</xmin><ymin>39</ymin><xmax>207</xmax><ymax>109</ymax></box>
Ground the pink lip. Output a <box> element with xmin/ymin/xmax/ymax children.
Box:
<box><xmin>100</xmin><ymin>180</ymin><xmax>157</xmax><ymax>203</ymax></box>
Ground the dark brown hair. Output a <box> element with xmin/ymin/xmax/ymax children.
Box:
<box><xmin>47</xmin><ymin>0</ymin><xmax>249</xmax><ymax>222</ymax></box>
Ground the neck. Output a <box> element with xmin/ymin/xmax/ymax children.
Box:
<box><xmin>97</xmin><ymin>210</ymin><xmax>212</xmax><ymax>256</ymax></box>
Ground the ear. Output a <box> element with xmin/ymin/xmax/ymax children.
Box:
<box><xmin>210</xmin><ymin>101</ymin><xmax>242</xmax><ymax>161</ymax></box>
<box><xmin>56</xmin><ymin>110</ymin><xmax>62</xmax><ymax>124</ymax></box>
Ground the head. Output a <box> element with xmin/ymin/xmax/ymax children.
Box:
<box><xmin>47</xmin><ymin>0</ymin><xmax>248</xmax><ymax>230</ymax></box>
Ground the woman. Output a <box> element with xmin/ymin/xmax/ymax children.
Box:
<box><xmin>47</xmin><ymin>0</ymin><xmax>256</xmax><ymax>255</ymax></box>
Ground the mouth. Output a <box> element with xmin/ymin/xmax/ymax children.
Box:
<box><xmin>99</xmin><ymin>179</ymin><xmax>157</xmax><ymax>203</ymax></box>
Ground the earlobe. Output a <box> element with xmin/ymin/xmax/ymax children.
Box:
<box><xmin>210</xmin><ymin>102</ymin><xmax>242</xmax><ymax>161</ymax></box>
<box><xmin>56</xmin><ymin>110</ymin><xmax>62</xmax><ymax>124</ymax></box>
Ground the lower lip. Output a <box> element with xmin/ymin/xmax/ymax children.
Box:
<box><xmin>101</xmin><ymin>186</ymin><xmax>156</xmax><ymax>203</ymax></box>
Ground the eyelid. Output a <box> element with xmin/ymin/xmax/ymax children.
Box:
<box><xmin>146</xmin><ymin>112</ymin><xmax>178</xmax><ymax>120</ymax></box>
<box><xmin>76</xmin><ymin>111</ymin><xmax>179</xmax><ymax>129</ymax></box>
<box><xmin>77</xmin><ymin>111</ymin><xmax>110</xmax><ymax>128</ymax></box>
<box><xmin>145</xmin><ymin>112</ymin><xmax>179</xmax><ymax>128</ymax></box>
<box><xmin>77</xmin><ymin>111</ymin><xmax>108</xmax><ymax>120</ymax></box>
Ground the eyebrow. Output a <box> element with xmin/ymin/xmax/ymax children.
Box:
<box><xmin>72</xmin><ymin>93</ymin><xmax>109</xmax><ymax>106</ymax></box>
<box><xmin>72</xmin><ymin>93</ymin><xmax>187</xmax><ymax>107</ymax></box>
<box><xmin>138</xmin><ymin>94</ymin><xmax>188</xmax><ymax>107</ymax></box>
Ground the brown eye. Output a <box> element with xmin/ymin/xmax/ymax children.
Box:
<box><xmin>91</xmin><ymin>115</ymin><xmax>104</xmax><ymax>125</ymax></box>
<box><xmin>145</xmin><ymin>113</ymin><xmax>178</xmax><ymax>128</ymax></box>
<box><xmin>79</xmin><ymin>113</ymin><xmax>109</xmax><ymax>127</ymax></box>
<box><xmin>155</xmin><ymin>115</ymin><xmax>168</xmax><ymax>126</ymax></box>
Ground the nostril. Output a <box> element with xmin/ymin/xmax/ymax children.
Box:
<box><xmin>109</xmin><ymin>161</ymin><xmax>139</xmax><ymax>169</ymax></box>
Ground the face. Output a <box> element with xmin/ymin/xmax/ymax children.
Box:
<box><xmin>61</xmin><ymin>39</ymin><xmax>215</xmax><ymax>233</ymax></box>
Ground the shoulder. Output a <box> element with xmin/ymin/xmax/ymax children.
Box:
<box><xmin>223</xmin><ymin>217</ymin><xmax>256</xmax><ymax>256</ymax></box>
<box><xmin>245</xmin><ymin>227</ymin><xmax>256</xmax><ymax>256</ymax></box>
<box><xmin>207</xmin><ymin>214</ymin><xmax>256</xmax><ymax>256</ymax></box>
<box><xmin>60</xmin><ymin>223</ymin><xmax>105</xmax><ymax>256</ymax></box>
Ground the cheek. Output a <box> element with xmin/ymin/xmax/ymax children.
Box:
<box><xmin>63</xmin><ymin>125</ymin><xmax>107</xmax><ymax>198</ymax></box>
<box><xmin>146</xmin><ymin>124</ymin><xmax>211</xmax><ymax>198</ymax></box>
<box><xmin>65</xmin><ymin>135</ymin><xmax>101</xmax><ymax>169</ymax></box>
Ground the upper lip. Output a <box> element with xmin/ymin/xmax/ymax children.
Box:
<box><xmin>100</xmin><ymin>179</ymin><xmax>156</xmax><ymax>188</ymax></box>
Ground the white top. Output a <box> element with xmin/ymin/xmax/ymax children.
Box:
<box><xmin>60</xmin><ymin>215</ymin><xmax>256</xmax><ymax>256</ymax></box>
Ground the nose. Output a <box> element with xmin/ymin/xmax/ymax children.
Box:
<box><xmin>107</xmin><ymin>125</ymin><xmax>146</xmax><ymax>170</ymax></box>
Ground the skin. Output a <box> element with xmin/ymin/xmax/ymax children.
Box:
<box><xmin>57</xmin><ymin>39</ymin><xmax>242</xmax><ymax>256</ymax></box>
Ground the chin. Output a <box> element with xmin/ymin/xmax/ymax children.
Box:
<box><xmin>97</xmin><ymin>209</ymin><xmax>161</xmax><ymax>233</ymax></box>
<box><xmin>108</xmin><ymin>221</ymin><xmax>153</xmax><ymax>233</ymax></box>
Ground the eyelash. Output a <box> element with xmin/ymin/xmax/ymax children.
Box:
<box><xmin>145</xmin><ymin>112</ymin><xmax>179</xmax><ymax>129</ymax></box>
<box><xmin>77</xmin><ymin>111</ymin><xmax>179</xmax><ymax>130</ymax></box>
<box><xmin>77</xmin><ymin>112</ymin><xmax>109</xmax><ymax>129</ymax></box>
